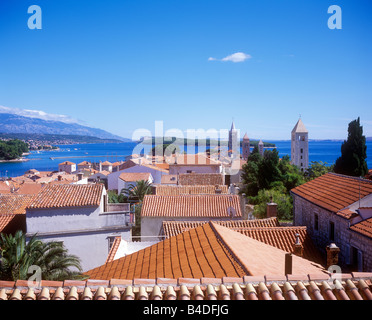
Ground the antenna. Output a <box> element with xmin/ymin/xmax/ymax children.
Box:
<box><xmin>359</xmin><ymin>176</ymin><xmax>361</xmax><ymax>208</ymax></box>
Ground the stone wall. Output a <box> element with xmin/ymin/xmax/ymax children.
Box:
<box><xmin>293</xmin><ymin>195</ymin><xmax>372</xmax><ymax>272</ymax></box>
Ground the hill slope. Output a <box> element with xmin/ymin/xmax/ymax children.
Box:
<box><xmin>0</xmin><ymin>113</ymin><xmax>130</xmax><ymax>142</ymax></box>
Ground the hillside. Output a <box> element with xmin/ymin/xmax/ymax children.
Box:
<box><xmin>0</xmin><ymin>113</ymin><xmax>130</xmax><ymax>142</ymax></box>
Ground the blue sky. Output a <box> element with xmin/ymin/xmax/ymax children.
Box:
<box><xmin>0</xmin><ymin>0</ymin><xmax>371</xmax><ymax>140</ymax></box>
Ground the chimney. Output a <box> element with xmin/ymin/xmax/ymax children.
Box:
<box><xmin>240</xmin><ymin>193</ymin><xmax>247</xmax><ymax>220</ymax></box>
<box><xmin>285</xmin><ymin>253</ymin><xmax>293</xmax><ymax>275</ymax></box>
<box><xmin>58</xmin><ymin>175</ymin><xmax>62</xmax><ymax>181</ymax></box>
<box><xmin>326</xmin><ymin>243</ymin><xmax>340</xmax><ymax>269</ymax></box>
<box><xmin>293</xmin><ymin>233</ymin><xmax>303</xmax><ymax>257</ymax></box>
<box><xmin>215</xmin><ymin>185</ymin><xmax>222</xmax><ymax>194</ymax></box>
<box><xmin>266</xmin><ymin>197</ymin><xmax>277</xmax><ymax>218</ymax></box>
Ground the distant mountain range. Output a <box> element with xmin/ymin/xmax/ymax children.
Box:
<box><xmin>0</xmin><ymin>113</ymin><xmax>130</xmax><ymax>142</ymax></box>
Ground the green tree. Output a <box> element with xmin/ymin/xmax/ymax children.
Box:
<box><xmin>107</xmin><ymin>190</ymin><xmax>126</xmax><ymax>203</ymax></box>
<box><xmin>120</xmin><ymin>180</ymin><xmax>152</xmax><ymax>202</ymax></box>
<box><xmin>334</xmin><ymin>117</ymin><xmax>368</xmax><ymax>177</ymax></box>
<box><xmin>240</xmin><ymin>148</ymin><xmax>262</xmax><ymax>197</ymax></box>
<box><xmin>0</xmin><ymin>139</ymin><xmax>29</xmax><ymax>160</ymax></box>
<box><xmin>120</xmin><ymin>180</ymin><xmax>153</xmax><ymax>239</ymax></box>
<box><xmin>0</xmin><ymin>231</ymin><xmax>84</xmax><ymax>281</ymax></box>
<box><xmin>304</xmin><ymin>161</ymin><xmax>334</xmax><ymax>180</ymax></box>
<box><xmin>257</xmin><ymin>149</ymin><xmax>282</xmax><ymax>190</ymax></box>
<box><xmin>240</xmin><ymin>149</ymin><xmax>306</xmax><ymax>222</ymax></box>
<box><xmin>252</xmin><ymin>188</ymin><xmax>293</xmax><ymax>221</ymax></box>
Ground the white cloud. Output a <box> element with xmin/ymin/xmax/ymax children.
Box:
<box><xmin>0</xmin><ymin>105</ymin><xmax>82</xmax><ymax>124</ymax></box>
<box><xmin>208</xmin><ymin>52</ymin><xmax>252</xmax><ymax>63</ymax></box>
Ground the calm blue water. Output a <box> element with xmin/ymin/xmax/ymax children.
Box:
<box><xmin>0</xmin><ymin>140</ymin><xmax>371</xmax><ymax>178</ymax></box>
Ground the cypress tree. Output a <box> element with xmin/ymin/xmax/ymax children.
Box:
<box><xmin>334</xmin><ymin>117</ymin><xmax>368</xmax><ymax>177</ymax></box>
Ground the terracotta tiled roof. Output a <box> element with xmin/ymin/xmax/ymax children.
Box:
<box><xmin>0</xmin><ymin>194</ymin><xmax>34</xmax><ymax>233</ymax></box>
<box><xmin>1</xmin><ymin>273</ymin><xmax>372</xmax><ymax>300</ymax></box>
<box><xmin>101</xmin><ymin>161</ymin><xmax>112</xmax><ymax>165</ymax></box>
<box><xmin>85</xmin><ymin>222</ymin><xmax>247</xmax><ymax>280</ymax></box>
<box><xmin>167</xmin><ymin>154</ymin><xmax>220</xmax><ymax>166</ymax></box>
<box><xmin>291</xmin><ymin>173</ymin><xmax>372</xmax><ymax>217</ymax></box>
<box><xmin>141</xmin><ymin>194</ymin><xmax>242</xmax><ymax>218</ymax></box>
<box><xmin>350</xmin><ymin>218</ymin><xmax>372</xmax><ymax>238</ymax></box>
<box><xmin>85</xmin><ymin>222</ymin><xmax>325</xmax><ymax>280</ymax></box>
<box><xmin>78</xmin><ymin>161</ymin><xmax>91</xmax><ymax>166</ymax></box>
<box><xmin>160</xmin><ymin>174</ymin><xmax>178</xmax><ymax>184</ymax></box>
<box><xmin>0</xmin><ymin>194</ymin><xmax>35</xmax><ymax>215</ymax></box>
<box><xmin>119</xmin><ymin>172</ymin><xmax>151</xmax><ymax>182</ymax></box>
<box><xmin>58</xmin><ymin>161</ymin><xmax>75</xmax><ymax>165</ymax></box>
<box><xmin>178</xmin><ymin>173</ymin><xmax>224</xmax><ymax>185</ymax></box>
<box><xmin>161</xmin><ymin>221</ymin><xmax>322</xmax><ymax>264</ymax></box>
<box><xmin>162</xmin><ymin>218</ymin><xmax>280</xmax><ymax>237</ymax></box>
<box><xmin>233</xmin><ymin>226</ymin><xmax>322</xmax><ymax>264</ymax></box>
<box><xmin>155</xmin><ymin>185</ymin><xmax>228</xmax><ymax>196</ymax></box>
<box><xmin>27</xmin><ymin>184</ymin><xmax>104</xmax><ymax>209</ymax></box>
<box><xmin>106</xmin><ymin>236</ymin><xmax>122</xmax><ymax>263</ymax></box>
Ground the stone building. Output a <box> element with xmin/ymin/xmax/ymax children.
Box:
<box><xmin>228</xmin><ymin>121</ymin><xmax>239</xmax><ymax>158</ymax></box>
<box><xmin>242</xmin><ymin>133</ymin><xmax>250</xmax><ymax>160</ymax></box>
<box><xmin>291</xmin><ymin>118</ymin><xmax>309</xmax><ymax>171</ymax></box>
<box><xmin>291</xmin><ymin>172</ymin><xmax>372</xmax><ymax>272</ymax></box>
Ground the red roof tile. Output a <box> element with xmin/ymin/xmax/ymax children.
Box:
<box><xmin>161</xmin><ymin>218</ymin><xmax>280</xmax><ymax>237</ymax></box>
<box><xmin>27</xmin><ymin>184</ymin><xmax>104</xmax><ymax>209</ymax></box>
<box><xmin>155</xmin><ymin>185</ymin><xmax>228</xmax><ymax>195</ymax></box>
<box><xmin>0</xmin><ymin>194</ymin><xmax>35</xmax><ymax>215</ymax></box>
<box><xmin>161</xmin><ymin>220</ymin><xmax>322</xmax><ymax>264</ymax></box>
<box><xmin>1</xmin><ymin>273</ymin><xmax>372</xmax><ymax>300</ymax></box>
<box><xmin>350</xmin><ymin>218</ymin><xmax>372</xmax><ymax>238</ymax></box>
<box><xmin>119</xmin><ymin>172</ymin><xmax>151</xmax><ymax>182</ymax></box>
<box><xmin>0</xmin><ymin>194</ymin><xmax>34</xmax><ymax>233</ymax></box>
<box><xmin>85</xmin><ymin>222</ymin><xmax>325</xmax><ymax>280</ymax></box>
<box><xmin>178</xmin><ymin>173</ymin><xmax>224</xmax><ymax>185</ymax></box>
<box><xmin>291</xmin><ymin>173</ymin><xmax>372</xmax><ymax>216</ymax></box>
<box><xmin>141</xmin><ymin>194</ymin><xmax>242</xmax><ymax>218</ymax></box>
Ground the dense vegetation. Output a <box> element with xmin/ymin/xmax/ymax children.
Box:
<box><xmin>0</xmin><ymin>133</ymin><xmax>122</xmax><ymax>144</ymax></box>
<box><xmin>142</xmin><ymin>136</ymin><xmax>275</xmax><ymax>148</ymax></box>
<box><xmin>0</xmin><ymin>231</ymin><xmax>85</xmax><ymax>281</ymax></box>
<box><xmin>108</xmin><ymin>180</ymin><xmax>153</xmax><ymax>239</ymax></box>
<box><xmin>0</xmin><ymin>139</ymin><xmax>29</xmax><ymax>160</ymax></box>
<box><xmin>334</xmin><ymin>117</ymin><xmax>368</xmax><ymax>177</ymax></box>
<box><xmin>240</xmin><ymin>147</ymin><xmax>334</xmax><ymax>221</ymax></box>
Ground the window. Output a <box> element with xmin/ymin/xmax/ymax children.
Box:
<box><xmin>103</xmin><ymin>194</ymin><xmax>108</xmax><ymax>212</ymax></box>
<box><xmin>301</xmin><ymin>148</ymin><xmax>303</xmax><ymax>154</ymax></box>
<box><xmin>107</xmin><ymin>236</ymin><xmax>117</xmax><ymax>253</ymax></box>
<box><xmin>314</xmin><ymin>214</ymin><xmax>319</xmax><ymax>231</ymax></box>
<box><xmin>329</xmin><ymin>221</ymin><xmax>335</xmax><ymax>241</ymax></box>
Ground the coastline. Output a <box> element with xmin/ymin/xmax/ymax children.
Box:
<box><xmin>0</xmin><ymin>158</ymin><xmax>29</xmax><ymax>163</ymax></box>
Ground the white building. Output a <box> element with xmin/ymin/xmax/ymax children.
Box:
<box><xmin>26</xmin><ymin>184</ymin><xmax>133</xmax><ymax>271</ymax></box>
<box><xmin>167</xmin><ymin>154</ymin><xmax>222</xmax><ymax>175</ymax></box>
<box><xmin>107</xmin><ymin>163</ymin><xmax>168</xmax><ymax>191</ymax></box>
<box><xmin>58</xmin><ymin>161</ymin><xmax>76</xmax><ymax>174</ymax></box>
<box><xmin>117</xmin><ymin>172</ymin><xmax>153</xmax><ymax>194</ymax></box>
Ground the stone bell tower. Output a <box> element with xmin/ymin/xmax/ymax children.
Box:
<box><xmin>242</xmin><ymin>133</ymin><xmax>250</xmax><ymax>160</ymax></box>
<box><xmin>291</xmin><ymin>118</ymin><xmax>309</xmax><ymax>171</ymax></box>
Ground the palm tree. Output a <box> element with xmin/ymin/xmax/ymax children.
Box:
<box><xmin>120</xmin><ymin>180</ymin><xmax>152</xmax><ymax>239</ymax></box>
<box><xmin>0</xmin><ymin>231</ymin><xmax>84</xmax><ymax>281</ymax></box>
<box><xmin>120</xmin><ymin>180</ymin><xmax>152</xmax><ymax>202</ymax></box>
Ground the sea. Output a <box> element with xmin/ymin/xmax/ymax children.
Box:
<box><xmin>0</xmin><ymin>140</ymin><xmax>371</xmax><ymax>178</ymax></box>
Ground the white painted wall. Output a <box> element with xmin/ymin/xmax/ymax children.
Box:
<box><xmin>26</xmin><ymin>190</ymin><xmax>133</xmax><ymax>271</ymax></box>
<box><xmin>117</xmin><ymin>174</ymin><xmax>154</xmax><ymax>194</ymax></box>
<box><xmin>108</xmin><ymin>165</ymin><xmax>167</xmax><ymax>191</ymax></box>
